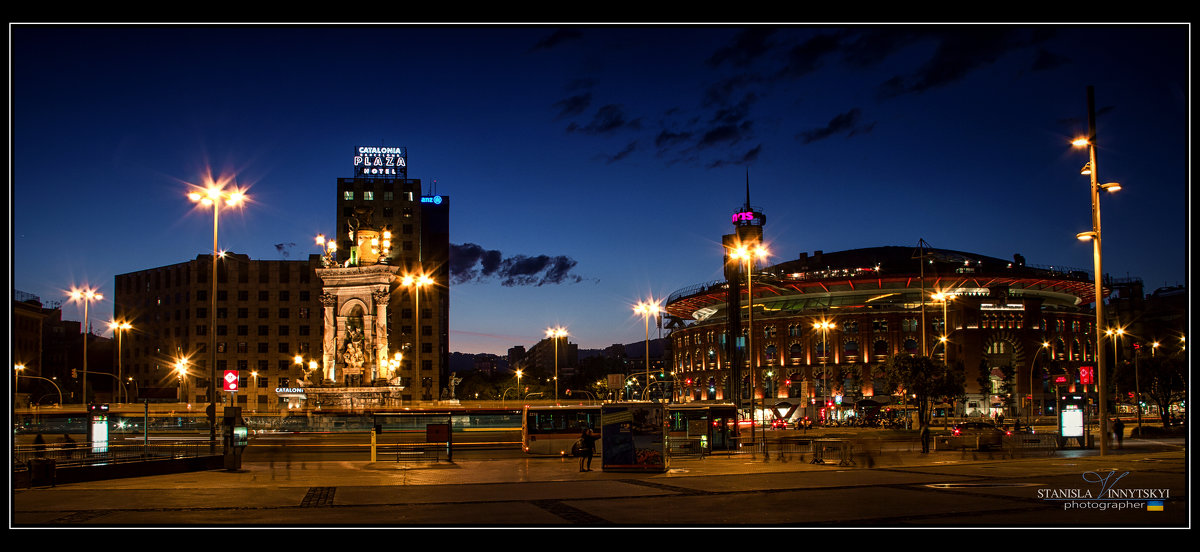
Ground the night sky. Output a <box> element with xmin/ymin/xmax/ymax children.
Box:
<box><xmin>10</xmin><ymin>24</ymin><xmax>1189</xmax><ymax>356</ymax></box>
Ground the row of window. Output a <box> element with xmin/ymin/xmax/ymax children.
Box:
<box><xmin>342</xmin><ymin>190</ymin><xmax>414</xmax><ymax>202</ymax></box>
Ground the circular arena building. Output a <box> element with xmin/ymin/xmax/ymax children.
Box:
<box><xmin>664</xmin><ymin>243</ymin><xmax>1103</xmax><ymax>423</ymax></box>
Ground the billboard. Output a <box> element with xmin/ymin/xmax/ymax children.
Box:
<box><xmin>354</xmin><ymin>146</ymin><xmax>407</xmax><ymax>177</ymax></box>
<box><xmin>600</xmin><ymin>402</ymin><xmax>668</xmax><ymax>472</ymax></box>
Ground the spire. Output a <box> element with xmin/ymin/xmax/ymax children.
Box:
<box><xmin>744</xmin><ymin>167</ymin><xmax>752</xmax><ymax>211</ymax></box>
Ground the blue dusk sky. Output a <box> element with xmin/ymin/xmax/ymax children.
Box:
<box><xmin>10</xmin><ymin>24</ymin><xmax>1190</xmax><ymax>356</ymax></box>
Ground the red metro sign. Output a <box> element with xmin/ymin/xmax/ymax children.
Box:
<box><xmin>223</xmin><ymin>370</ymin><xmax>240</xmax><ymax>392</ymax></box>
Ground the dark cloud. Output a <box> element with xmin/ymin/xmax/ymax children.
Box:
<box><xmin>706</xmin><ymin>144</ymin><xmax>762</xmax><ymax>169</ymax></box>
<box><xmin>565</xmin><ymin>104</ymin><xmax>641</xmax><ymax>134</ymax></box>
<box><xmin>1031</xmin><ymin>48</ymin><xmax>1070</xmax><ymax>71</ymax></box>
<box><xmin>529</xmin><ymin>29</ymin><xmax>584</xmax><ymax>52</ymax></box>
<box><xmin>554</xmin><ymin>93</ymin><xmax>591</xmax><ymax>119</ymax></box>
<box><xmin>797</xmin><ymin>108</ymin><xmax>875</xmax><ymax>144</ymax></box>
<box><xmin>707</xmin><ymin>27</ymin><xmax>779</xmax><ymax>67</ymax></box>
<box><xmin>603</xmin><ymin>141</ymin><xmax>638</xmax><ymax>164</ymax></box>
<box><xmin>450</xmin><ymin>243</ymin><xmax>586</xmax><ymax>287</ymax></box>
<box><xmin>655</xmin><ymin>129</ymin><xmax>692</xmax><ymax>149</ymax></box>
<box><xmin>274</xmin><ymin>242</ymin><xmax>296</xmax><ymax>259</ymax></box>
<box><xmin>876</xmin><ymin>28</ymin><xmax>1031</xmax><ymax>98</ymax></box>
<box><xmin>776</xmin><ymin>33</ymin><xmax>842</xmax><ymax>79</ymax></box>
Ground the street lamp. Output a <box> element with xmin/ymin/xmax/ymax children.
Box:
<box><xmin>633</xmin><ymin>298</ymin><xmax>662</xmax><ymax>400</ymax></box>
<box><xmin>1073</xmin><ymin>89</ymin><xmax>1122</xmax><ymax>454</ymax></box>
<box><xmin>546</xmin><ymin>327</ymin><xmax>568</xmax><ymax>402</ymax></box>
<box><xmin>68</xmin><ymin>286</ymin><xmax>103</xmax><ymax>406</ymax></box>
<box><xmin>188</xmin><ymin>177</ymin><xmax>248</xmax><ymax>450</ymax></box>
<box><xmin>1028</xmin><ymin>341</ymin><xmax>1050</xmax><ymax>426</ymax></box>
<box><xmin>729</xmin><ymin>244</ymin><xmax>768</xmax><ymax>437</ymax></box>
<box><xmin>14</xmin><ymin>364</ymin><xmax>23</xmax><ymax>413</ymax></box>
<box><xmin>315</xmin><ymin>234</ymin><xmax>338</xmax><ymax>267</ymax></box>
<box><xmin>401</xmin><ymin>272</ymin><xmax>434</xmax><ymax>387</ymax></box>
<box><xmin>175</xmin><ymin>357</ymin><xmax>190</xmax><ymax>403</ymax></box>
<box><xmin>109</xmin><ymin>320</ymin><xmax>132</xmax><ymax>403</ymax></box>
<box><xmin>813</xmin><ymin>318</ymin><xmax>835</xmax><ymax>423</ymax></box>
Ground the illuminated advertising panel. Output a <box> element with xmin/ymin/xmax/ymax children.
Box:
<box><xmin>1061</xmin><ymin>407</ymin><xmax>1084</xmax><ymax>438</ymax></box>
<box><xmin>601</xmin><ymin>402</ymin><xmax>667</xmax><ymax>472</ymax></box>
<box><xmin>1078</xmin><ymin>366</ymin><xmax>1094</xmax><ymax>385</ymax></box>
<box><xmin>354</xmin><ymin>146</ymin><xmax>407</xmax><ymax>177</ymax></box>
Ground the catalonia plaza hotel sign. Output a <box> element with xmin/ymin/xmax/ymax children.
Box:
<box><xmin>354</xmin><ymin>146</ymin><xmax>407</xmax><ymax>177</ymax></box>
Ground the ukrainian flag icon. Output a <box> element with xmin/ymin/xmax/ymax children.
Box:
<box><xmin>1147</xmin><ymin>500</ymin><xmax>1164</xmax><ymax>511</ymax></box>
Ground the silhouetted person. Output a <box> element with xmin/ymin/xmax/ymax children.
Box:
<box><xmin>32</xmin><ymin>433</ymin><xmax>47</xmax><ymax>458</ymax></box>
<box><xmin>1112</xmin><ymin>418</ymin><xmax>1125</xmax><ymax>448</ymax></box>
<box><xmin>578</xmin><ymin>427</ymin><xmax>599</xmax><ymax>472</ymax></box>
<box><xmin>920</xmin><ymin>424</ymin><xmax>931</xmax><ymax>453</ymax></box>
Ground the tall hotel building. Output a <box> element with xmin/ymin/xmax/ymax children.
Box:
<box><xmin>114</xmin><ymin>145</ymin><xmax>449</xmax><ymax>409</ymax></box>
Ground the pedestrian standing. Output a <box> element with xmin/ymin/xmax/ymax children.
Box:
<box><xmin>920</xmin><ymin>423</ymin><xmax>931</xmax><ymax>454</ymax></box>
<box><xmin>32</xmin><ymin>433</ymin><xmax>47</xmax><ymax>458</ymax></box>
<box><xmin>578</xmin><ymin>427</ymin><xmax>599</xmax><ymax>472</ymax></box>
<box><xmin>1112</xmin><ymin>418</ymin><xmax>1125</xmax><ymax>448</ymax></box>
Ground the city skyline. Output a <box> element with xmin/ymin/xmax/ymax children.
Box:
<box><xmin>11</xmin><ymin>24</ymin><xmax>1189</xmax><ymax>356</ymax></box>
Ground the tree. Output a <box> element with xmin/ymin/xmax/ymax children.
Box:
<box><xmin>885</xmin><ymin>355</ymin><xmax>966</xmax><ymax>426</ymax></box>
<box><xmin>1138</xmin><ymin>354</ymin><xmax>1186</xmax><ymax>426</ymax></box>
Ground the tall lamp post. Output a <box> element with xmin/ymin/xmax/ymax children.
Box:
<box><xmin>1028</xmin><ymin>341</ymin><xmax>1050</xmax><ymax>426</ymax></box>
<box><xmin>68</xmin><ymin>286</ymin><xmax>103</xmax><ymax>406</ymax></box>
<box><xmin>813</xmin><ymin>318</ymin><xmax>835</xmax><ymax>423</ymax></box>
<box><xmin>188</xmin><ymin>179</ymin><xmax>247</xmax><ymax>451</ymax></box>
<box><xmin>546</xmin><ymin>327</ymin><xmax>568</xmax><ymax>402</ymax></box>
<box><xmin>1073</xmin><ymin>86</ymin><xmax>1121</xmax><ymax>456</ymax></box>
<box><xmin>730</xmin><ymin>245</ymin><xmax>768</xmax><ymax>438</ymax></box>
<box><xmin>633</xmin><ymin>298</ymin><xmax>662</xmax><ymax>401</ymax></box>
<box><xmin>401</xmin><ymin>273</ymin><xmax>434</xmax><ymax>392</ymax></box>
<box><xmin>109</xmin><ymin>320</ymin><xmax>132</xmax><ymax>403</ymax></box>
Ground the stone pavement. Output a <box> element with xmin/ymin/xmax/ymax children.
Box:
<box><xmin>11</xmin><ymin>438</ymin><xmax>1188</xmax><ymax>528</ymax></box>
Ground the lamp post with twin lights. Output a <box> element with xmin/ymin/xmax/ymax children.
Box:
<box><xmin>401</xmin><ymin>273</ymin><xmax>434</xmax><ymax>387</ymax></box>
<box><xmin>546</xmin><ymin>327</ymin><xmax>568</xmax><ymax>402</ymax></box>
<box><xmin>109</xmin><ymin>320</ymin><xmax>132</xmax><ymax>403</ymax></box>
<box><xmin>813</xmin><ymin>318</ymin><xmax>835</xmax><ymax>423</ymax></box>
<box><xmin>633</xmin><ymin>298</ymin><xmax>662</xmax><ymax>401</ymax></box>
<box><xmin>1072</xmin><ymin>86</ymin><xmax>1121</xmax><ymax>456</ymax></box>
<box><xmin>187</xmin><ymin>177</ymin><xmax>249</xmax><ymax>450</ymax></box>
<box><xmin>67</xmin><ymin>286</ymin><xmax>103</xmax><ymax>406</ymax></box>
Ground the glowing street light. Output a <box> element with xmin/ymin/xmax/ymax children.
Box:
<box><xmin>1073</xmin><ymin>85</ymin><xmax>1122</xmax><ymax>456</ymax></box>
<box><xmin>175</xmin><ymin>357</ymin><xmax>190</xmax><ymax>403</ymax></box>
<box><xmin>401</xmin><ymin>272</ymin><xmax>435</xmax><ymax>386</ymax></box>
<box><xmin>813</xmin><ymin>318</ymin><xmax>835</xmax><ymax>422</ymax></box>
<box><xmin>108</xmin><ymin>320</ymin><xmax>132</xmax><ymax>403</ymax></box>
<box><xmin>68</xmin><ymin>286</ymin><xmax>103</xmax><ymax>405</ymax></box>
<box><xmin>188</xmin><ymin>176</ymin><xmax>248</xmax><ymax>450</ymax></box>
<box><xmin>633</xmin><ymin>298</ymin><xmax>663</xmax><ymax>401</ymax></box>
<box><xmin>729</xmin><ymin>244</ymin><xmax>768</xmax><ymax>437</ymax></box>
<box><xmin>315</xmin><ymin>234</ymin><xmax>338</xmax><ymax>267</ymax></box>
<box><xmin>546</xmin><ymin>327</ymin><xmax>568</xmax><ymax>402</ymax></box>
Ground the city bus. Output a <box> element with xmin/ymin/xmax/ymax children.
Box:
<box><xmin>666</xmin><ymin>403</ymin><xmax>739</xmax><ymax>451</ymax></box>
<box><xmin>521</xmin><ymin>405</ymin><xmax>602</xmax><ymax>455</ymax></box>
<box><xmin>522</xmin><ymin>403</ymin><xmax>742</xmax><ymax>455</ymax></box>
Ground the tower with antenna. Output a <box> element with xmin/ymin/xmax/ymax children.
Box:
<box><xmin>722</xmin><ymin>170</ymin><xmax>766</xmax><ymax>409</ymax></box>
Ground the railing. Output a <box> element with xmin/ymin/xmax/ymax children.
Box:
<box><xmin>14</xmin><ymin>440</ymin><xmax>215</xmax><ymax>470</ymax></box>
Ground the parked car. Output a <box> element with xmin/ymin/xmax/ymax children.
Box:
<box><xmin>770</xmin><ymin>418</ymin><xmax>789</xmax><ymax>430</ymax></box>
<box><xmin>951</xmin><ymin>422</ymin><xmax>1009</xmax><ymax>449</ymax></box>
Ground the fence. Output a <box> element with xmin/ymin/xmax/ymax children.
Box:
<box><xmin>14</xmin><ymin>440</ymin><xmax>214</xmax><ymax>468</ymax></box>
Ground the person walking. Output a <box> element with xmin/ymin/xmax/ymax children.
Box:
<box><xmin>578</xmin><ymin>426</ymin><xmax>599</xmax><ymax>472</ymax></box>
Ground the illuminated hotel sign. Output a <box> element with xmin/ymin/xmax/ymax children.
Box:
<box><xmin>354</xmin><ymin>146</ymin><xmax>407</xmax><ymax>177</ymax></box>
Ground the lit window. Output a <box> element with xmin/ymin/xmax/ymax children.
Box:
<box><xmin>364</xmin><ymin>191</ymin><xmax>374</xmax><ymax>201</ymax></box>
<box><xmin>344</xmin><ymin>191</ymin><xmax>354</xmax><ymax>200</ymax></box>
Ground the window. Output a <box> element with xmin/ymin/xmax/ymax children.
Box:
<box><xmin>217</xmin><ymin>307</ymin><xmax>228</xmax><ymax>319</ymax></box>
<box><xmin>384</xmin><ymin>191</ymin><xmax>394</xmax><ymax>201</ymax></box>
<box><xmin>258</xmin><ymin>342</ymin><xmax>268</xmax><ymax>353</ymax></box>
<box><xmin>279</xmin><ymin>308</ymin><xmax>290</xmax><ymax>318</ymax></box>
<box><xmin>259</xmin><ymin>290</ymin><xmax>269</xmax><ymax>301</ymax></box>
<box><xmin>238</xmin><ymin>290</ymin><xmax>249</xmax><ymax>301</ymax></box>
<box><xmin>278</xmin><ymin>343</ymin><xmax>289</xmax><ymax>353</ymax></box>
<box><xmin>344</xmin><ymin>190</ymin><xmax>354</xmax><ymax>200</ymax></box>
<box><xmin>279</xmin><ymin>325</ymin><xmax>290</xmax><ymax>336</ymax></box>
<box><xmin>258</xmin><ymin>325</ymin><xmax>269</xmax><ymax>336</ymax></box>
<box><xmin>258</xmin><ymin>308</ymin><xmax>269</xmax><ymax>319</ymax></box>
<box><xmin>364</xmin><ymin>191</ymin><xmax>374</xmax><ymax>201</ymax></box>
<box><xmin>237</xmin><ymin>308</ymin><xmax>248</xmax><ymax>319</ymax></box>
<box><xmin>279</xmin><ymin>291</ymin><xmax>290</xmax><ymax>302</ymax></box>
<box><xmin>237</xmin><ymin>325</ymin><xmax>248</xmax><ymax>336</ymax></box>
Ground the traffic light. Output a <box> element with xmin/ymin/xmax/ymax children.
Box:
<box><xmin>71</xmin><ymin>368</ymin><xmax>77</xmax><ymax>378</ymax></box>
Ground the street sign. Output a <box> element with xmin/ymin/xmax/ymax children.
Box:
<box><xmin>223</xmin><ymin>370</ymin><xmax>239</xmax><ymax>392</ymax></box>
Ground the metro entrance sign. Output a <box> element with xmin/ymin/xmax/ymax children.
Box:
<box><xmin>223</xmin><ymin>370</ymin><xmax>239</xmax><ymax>392</ymax></box>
